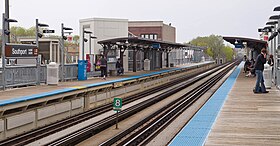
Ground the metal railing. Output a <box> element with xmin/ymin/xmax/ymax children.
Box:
<box><xmin>0</xmin><ymin>64</ymin><xmax>81</xmax><ymax>89</ymax></box>
<box><xmin>63</xmin><ymin>64</ymin><xmax>78</xmax><ymax>80</ymax></box>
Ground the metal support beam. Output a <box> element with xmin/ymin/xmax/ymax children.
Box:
<box><xmin>166</xmin><ymin>51</ymin><xmax>169</xmax><ymax>68</ymax></box>
<box><xmin>61</xmin><ymin>23</ymin><xmax>65</xmax><ymax>82</ymax></box>
<box><xmin>133</xmin><ymin>47</ymin><xmax>137</xmax><ymax>72</ymax></box>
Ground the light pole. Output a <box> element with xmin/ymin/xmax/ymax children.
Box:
<box><xmin>61</xmin><ymin>23</ymin><xmax>73</xmax><ymax>82</ymax></box>
<box><xmin>5</xmin><ymin>0</ymin><xmax>10</xmax><ymax>42</ymax></box>
<box><xmin>2</xmin><ymin>13</ymin><xmax>17</xmax><ymax>90</ymax></box>
<box><xmin>35</xmin><ymin>19</ymin><xmax>48</xmax><ymax>85</ymax></box>
<box><xmin>89</xmin><ymin>35</ymin><xmax>97</xmax><ymax>55</ymax></box>
<box><xmin>266</xmin><ymin>21</ymin><xmax>278</xmax><ymax>55</ymax></box>
<box><xmin>82</xmin><ymin>30</ymin><xmax>92</xmax><ymax>60</ymax></box>
<box><xmin>273</xmin><ymin>6</ymin><xmax>280</xmax><ymax>87</ymax></box>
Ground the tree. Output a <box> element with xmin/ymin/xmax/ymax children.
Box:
<box><xmin>73</xmin><ymin>35</ymin><xmax>79</xmax><ymax>45</ymax></box>
<box><xmin>189</xmin><ymin>35</ymin><xmax>234</xmax><ymax>61</ymax></box>
<box><xmin>222</xmin><ymin>45</ymin><xmax>234</xmax><ymax>61</ymax></box>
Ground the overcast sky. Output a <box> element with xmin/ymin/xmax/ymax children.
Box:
<box><xmin>0</xmin><ymin>0</ymin><xmax>279</xmax><ymax>43</ymax></box>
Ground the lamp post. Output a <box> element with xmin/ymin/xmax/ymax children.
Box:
<box><xmin>266</xmin><ymin>21</ymin><xmax>278</xmax><ymax>55</ymax></box>
<box><xmin>89</xmin><ymin>35</ymin><xmax>97</xmax><ymax>55</ymax></box>
<box><xmin>273</xmin><ymin>6</ymin><xmax>280</xmax><ymax>87</ymax></box>
<box><xmin>35</xmin><ymin>19</ymin><xmax>48</xmax><ymax>85</ymax></box>
<box><xmin>2</xmin><ymin>13</ymin><xmax>17</xmax><ymax>90</ymax></box>
<box><xmin>5</xmin><ymin>0</ymin><xmax>10</xmax><ymax>42</ymax></box>
<box><xmin>82</xmin><ymin>30</ymin><xmax>92</xmax><ymax>60</ymax></box>
<box><xmin>61</xmin><ymin>23</ymin><xmax>73</xmax><ymax>82</ymax></box>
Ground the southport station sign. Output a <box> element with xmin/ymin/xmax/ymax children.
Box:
<box><xmin>5</xmin><ymin>44</ymin><xmax>38</xmax><ymax>57</ymax></box>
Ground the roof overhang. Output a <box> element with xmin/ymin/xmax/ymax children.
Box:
<box><xmin>98</xmin><ymin>37</ymin><xmax>204</xmax><ymax>50</ymax></box>
<box><xmin>223</xmin><ymin>36</ymin><xmax>267</xmax><ymax>50</ymax></box>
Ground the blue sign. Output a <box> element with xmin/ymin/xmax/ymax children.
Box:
<box><xmin>152</xmin><ymin>43</ymin><xmax>161</xmax><ymax>49</ymax></box>
<box><xmin>235</xmin><ymin>44</ymin><xmax>243</xmax><ymax>48</ymax></box>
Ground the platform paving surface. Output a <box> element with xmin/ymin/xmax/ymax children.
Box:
<box><xmin>0</xmin><ymin>68</ymin><xmax>170</xmax><ymax>101</ymax></box>
<box><xmin>205</xmin><ymin>71</ymin><xmax>280</xmax><ymax>146</ymax></box>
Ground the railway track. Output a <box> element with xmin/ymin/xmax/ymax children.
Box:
<box><xmin>100</xmin><ymin>61</ymin><xmax>238</xmax><ymax>146</ymax></box>
<box><xmin>0</xmin><ymin>65</ymin><xmax>217</xmax><ymax>146</ymax></box>
<box><xmin>45</xmin><ymin>62</ymin><xmax>236</xmax><ymax>146</ymax></box>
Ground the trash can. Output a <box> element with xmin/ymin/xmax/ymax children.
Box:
<box><xmin>78</xmin><ymin>60</ymin><xmax>87</xmax><ymax>81</ymax></box>
<box><xmin>263</xmin><ymin>63</ymin><xmax>272</xmax><ymax>89</ymax></box>
<box><xmin>47</xmin><ymin>62</ymin><xmax>59</xmax><ymax>85</ymax></box>
<box><xmin>144</xmin><ymin>59</ymin><xmax>150</xmax><ymax>71</ymax></box>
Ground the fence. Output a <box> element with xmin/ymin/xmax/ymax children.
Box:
<box><xmin>0</xmin><ymin>64</ymin><xmax>103</xmax><ymax>89</ymax></box>
<box><xmin>0</xmin><ymin>64</ymin><xmax>80</xmax><ymax>89</ymax></box>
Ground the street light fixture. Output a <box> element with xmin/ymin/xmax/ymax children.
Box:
<box><xmin>61</xmin><ymin>23</ymin><xmax>73</xmax><ymax>82</ymax></box>
<box><xmin>2</xmin><ymin>13</ymin><xmax>17</xmax><ymax>90</ymax></box>
<box><xmin>273</xmin><ymin>6</ymin><xmax>280</xmax><ymax>11</ymax></box>
<box><xmin>89</xmin><ymin>35</ymin><xmax>97</xmax><ymax>55</ymax></box>
<box><xmin>82</xmin><ymin>29</ymin><xmax>92</xmax><ymax>60</ymax></box>
<box><xmin>35</xmin><ymin>19</ymin><xmax>49</xmax><ymax>85</ymax></box>
<box><xmin>266</xmin><ymin>21</ymin><xmax>278</xmax><ymax>25</ymax></box>
<box><xmin>269</xmin><ymin>15</ymin><xmax>280</xmax><ymax>20</ymax></box>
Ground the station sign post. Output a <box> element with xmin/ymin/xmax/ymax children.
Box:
<box><xmin>113</xmin><ymin>97</ymin><xmax>122</xmax><ymax>129</ymax></box>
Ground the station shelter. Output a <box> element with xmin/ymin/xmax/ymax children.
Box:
<box><xmin>223</xmin><ymin>36</ymin><xmax>267</xmax><ymax>61</ymax></box>
<box><xmin>98</xmin><ymin>37</ymin><xmax>204</xmax><ymax>73</ymax></box>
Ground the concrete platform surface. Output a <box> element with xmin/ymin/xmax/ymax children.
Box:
<box><xmin>205</xmin><ymin>69</ymin><xmax>280</xmax><ymax>145</ymax></box>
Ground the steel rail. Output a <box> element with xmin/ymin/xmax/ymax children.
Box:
<box><xmin>100</xmin><ymin>61</ymin><xmax>238</xmax><ymax>146</ymax></box>
<box><xmin>46</xmin><ymin>63</ymin><xmax>231</xmax><ymax>146</ymax></box>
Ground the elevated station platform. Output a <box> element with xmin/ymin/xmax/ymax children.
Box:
<box><xmin>169</xmin><ymin>62</ymin><xmax>280</xmax><ymax>146</ymax></box>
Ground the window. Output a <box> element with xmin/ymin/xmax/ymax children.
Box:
<box><xmin>140</xmin><ymin>34</ymin><xmax>159</xmax><ymax>40</ymax></box>
<box><xmin>145</xmin><ymin>34</ymin><xmax>149</xmax><ymax>39</ymax></box>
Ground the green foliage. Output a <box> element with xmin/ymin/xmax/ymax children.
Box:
<box><xmin>222</xmin><ymin>45</ymin><xmax>234</xmax><ymax>61</ymax></box>
<box><xmin>189</xmin><ymin>34</ymin><xmax>234</xmax><ymax>61</ymax></box>
<box><xmin>10</xmin><ymin>26</ymin><xmax>36</xmax><ymax>37</ymax></box>
<box><xmin>205</xmin><ymin>48</ymin><xmax>214</xmax><ymax>57</ymax></box>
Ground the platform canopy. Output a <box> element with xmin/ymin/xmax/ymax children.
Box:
<box><xmin>223</xmin><ymin>36</ymin><xmax>267</xmax><ymax>51</ymax></box>
<box><xmin>98</xmin><ymin>37</ymin><xmax>204</xmax><ymax>51</ymax></box>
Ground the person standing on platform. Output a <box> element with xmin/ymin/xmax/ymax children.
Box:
<box><xmin>100</xmin><ymin>55</ymin><xmax>107</xmax><ymax>80</ymax></box>
<box><xmin>253</xmin><ymin>48</ymin><xmax>269</xmax><ymax>94</ymax></box>
<box><xmin>116</xmin><ymin>58</ymin><xmax>124</xmax><ymax>75</ymax></box>
<box><xmin>268</xmin><ymin>54</ymin><xmax>274</xmax><ymax>75</ymax></box>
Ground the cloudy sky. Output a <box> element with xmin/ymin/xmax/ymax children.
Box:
<box><xmin>0</xmin><ymin>0</ymin><xmax>279</xmax><ymax>43</ymax></box>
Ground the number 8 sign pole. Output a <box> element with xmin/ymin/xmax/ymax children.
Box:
<box><xmin>113</xmin><ymin>98</ymin><xmax>122</xmax><ymax>129</ymax></box>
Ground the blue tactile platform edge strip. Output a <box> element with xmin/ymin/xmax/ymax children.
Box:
<box><xmin>168</xmin><ymin>62</ymin><xmax>243</xmax><ymax>146</ymax></box>
<box><xmin>0</xmin><ymin>62</ymin><xmax>213</xmax><ymax>107</ymax></box>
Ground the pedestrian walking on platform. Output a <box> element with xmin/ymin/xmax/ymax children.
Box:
<box><xmin>100</xmin><ymin>55</ymin><xmax>107</xmax><ymax>80</ymax></box>
<box><xmin>253</xmin><ymin>48</ymin><xmax>269</xmax><ymax>94</ymax></box>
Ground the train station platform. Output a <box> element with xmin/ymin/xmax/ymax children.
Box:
<box><xmin>169</xmin><ymin>62</ymin><xmax>280</xmax><ymax>146</ymax></box>
<box><xmin>0</xmin><ymin>63</ymin><xmax>208</xmax><ymax>102</ymax></box>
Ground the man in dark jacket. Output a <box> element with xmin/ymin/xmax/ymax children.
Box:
<box><xmin>100</xmin><ymin>55</ymin><xmax>107</xmax><ymax>80</ymax></box>
<box><xmin>254</xmin><ymin>48</ymin><xmax>268</xmax><ymax>93</ymax></box>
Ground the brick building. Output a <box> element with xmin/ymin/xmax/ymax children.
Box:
<box><xmin>128</xmin><ymin>21</ymin><xmax>176</xmax><ymax>43</ymax></box>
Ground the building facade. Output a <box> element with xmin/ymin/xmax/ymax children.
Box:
<box><xmin>128</xmin><ymin>21</ymin><xmax>176</xmax><ymax>42</ymax></box>
<box><xmin>79</xmin><ymin>18</ymin><xmax>129</xmax><ymax>72</ymax></box>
